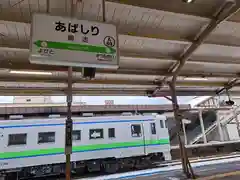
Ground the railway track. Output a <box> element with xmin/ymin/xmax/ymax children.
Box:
<box><xmin>13</xmin><ymin>152</ymin><xmax>240</xmax><ymax>180</ymax></box>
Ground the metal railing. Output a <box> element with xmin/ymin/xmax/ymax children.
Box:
<box><xmin>169</xmin><ymin>96</ymin><xmax>239</xmax><ymax>144</ymax></box>
<box><xmin>190</xmin><ymin>105</ymin><xmax>240</xmax><ymax>144</ymax></box>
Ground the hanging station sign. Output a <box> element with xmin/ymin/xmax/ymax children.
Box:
<box><xmin>29</xmin><ymin>14</ymin><xmax>119</xmax><ymax>69</ymax></box>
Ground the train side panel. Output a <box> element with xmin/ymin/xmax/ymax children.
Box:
<box><xmin>0</xmin><ymin>120</ymin><xmax>65</xmax><ymax>170</ymax></box>
<box><xmin>0</xmin><ymin>116</ymin><xmax>149</xmax><ymax>170</ymax></box>
<box><xmin>0</xmin><ymin>115</ymin><xmax>171</xmax><ymax>172</ymax></box>
<box><xmin>71</xmin><ymin>120</ymin><xmax>146</xmax><ymax>161</ymax></box>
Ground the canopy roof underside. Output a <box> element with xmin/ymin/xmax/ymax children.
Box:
<box><xmin>1</xmin><ymin>0</ymin><xmax>240</xmax><ymax>96</ymax></box>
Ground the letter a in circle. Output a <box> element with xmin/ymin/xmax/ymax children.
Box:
<box><xmin>104</xmin><ymin>36</ymin><xmax>115</xmax><ymax>47</ymax></box>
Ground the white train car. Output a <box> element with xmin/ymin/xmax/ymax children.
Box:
<box><xmin>0</xmin><ymin>114</ymin><xmax>171</xmax><ymax>179</ymax></box>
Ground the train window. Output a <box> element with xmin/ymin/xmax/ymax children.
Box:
<box><xmin>160</xmin><ymin>120</ymin><xmax>164</xmax><ymax>128</ymax></box>
<box><xmin>131</xmin><ymin>124</ymin><xmax>142</xmax><ymax>137</ymax></box>
<box><xmin>108</xmin><ymin>128</ymin><xmax>115</xmax><ymax>138</ymax></box>
<box><xmin>8</xmin><ymin>133</ymin><xmax>27</xmax><ymax>146</ymax></box>
<box><xmin>89</xmin><ymin>129</ymin><xmax>104</xmax><ymax>139</ymax></box>
<box><xmin>150</xmin><ymin>123</ymin><xmax>156</xmax><ymax>134</ymax></box>
<box><xmin>72</xmin><ymin>130</ymin><xmax>81</xmax><ymax>141</ymax></box>
<box><xmin>165</xmin><ymin>121</ymin><xmax>168</xmax><ymax>128</ymax></box>
<box><xmin>38</xmin><ymin>132</ymin><xmax>55</xmax><ymax>144</ymax></box>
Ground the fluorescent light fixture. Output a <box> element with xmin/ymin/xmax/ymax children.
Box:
<box><xmin>9</xmin><ymin>70</ymin><xmax>52</xmax><ymax>75</ymax></box>
<box><xmin>182</xmin><ymin>0</ymin><xmax>193</xmax><ymax>3</ymax></box>
<box><xmin>184</xmin><ymin>77</ymin><xmax>208</xmax><ymax>81</ymax></box>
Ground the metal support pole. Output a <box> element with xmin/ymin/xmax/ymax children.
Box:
<box><xmin>102</xmin><ymin>0</ymin><xmax>106</xmax><ymax>22</ymax></box>
<box><xmin>65</xmin><ymin>67</ymin><xmax>73</xmax><ymax>180</ymax></box>
<box><xmin>169</xmin><ymin>82</ymin><xmax>195</xmax><ymax>179</ymax></box>
<box><xmin>216</xmin><ymin>110</ymin><xmax>224</xmax><ymax>141</ymax></box>
<box><xmin>199</xmin><ymin>110</ymin><xmax>207</xmax><ymax>144</ymax></box>
<box><xmin>65</xmin><ymin>0</ymin><xmax>76</xmax><ymax>179</ymax></box>
<box><xmin>182</xmin><ymin>122</ymin><xmax>187</xmax><ymax>145</ymax></box>
<box><xmin>46</xmin><ymin>0</ymin><xmax>50</xmax><ymax>13</ymax></box>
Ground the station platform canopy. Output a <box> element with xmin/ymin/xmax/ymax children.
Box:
<box><xmin>1</xmin><ymin>0</ymin><xmax>240</xmax><ymax>96</ymax></box>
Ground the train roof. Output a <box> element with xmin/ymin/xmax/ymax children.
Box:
<box><xmin>0</xmin><ymin>114</ymin><xmax>167</xmax><ymax>125</ymax></box>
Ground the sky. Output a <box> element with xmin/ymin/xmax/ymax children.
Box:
<box><xmin>0</xmin><ymin>96</ymin><xmax>210</xmax><ymax>107</ymax></box>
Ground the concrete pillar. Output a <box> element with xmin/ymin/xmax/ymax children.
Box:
<box><xmin>199</xmin><ymin>110</ymin><xmax>207</xmax><ymax>144</ymax></box>
<box><xmin>216</xmin><ymin>110</ymin><xmax>224</xmax><ymax>141</ymax></box>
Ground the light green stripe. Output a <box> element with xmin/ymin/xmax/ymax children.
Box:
<box><xmin>34</xmin><ymin>40</ymin><xmax>116</xmax><ymax>54</ymax></box>
<box><xmin>0</xmin><ymin>139</ymin><xmax>169</xmax><ymax>159</ymax></box>
<box><xmin>0</xmin><ymin>148</ymin><xmax>63</xmax><ymax>159</ymax></box>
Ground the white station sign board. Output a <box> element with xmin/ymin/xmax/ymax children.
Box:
<box><xmin>29</xmin><ymin>14</ymin><xmax>119</xmax><ymax>69</ymax></box>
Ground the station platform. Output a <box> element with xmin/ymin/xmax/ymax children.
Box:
<box><xmin>128</xmin><ymin>161</ymin><xmax>240</xmax><ymax>180</ymax></box>
<box><xmin>78</xmin><ymin>154</ymin><xmax>240</xmax><ymax>180</ymax></box>
<box><xmin>218</xmin><ymin>174</ymin><xmax>240</xmax><ymax>180</ymax></box>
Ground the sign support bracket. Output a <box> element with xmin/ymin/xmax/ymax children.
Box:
<box><xmin>65</xmin><ymin>1</ymin><xmax>75</xmax><ymax>180</ymax></box>
<box><xmin>65</xmin><ymin>66</ymin><xmax>73</xmax><ymax>180</ymax></box>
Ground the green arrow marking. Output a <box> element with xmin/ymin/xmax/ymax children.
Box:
<box><xmin>34</xmin><ymin>40</ymin><xmax>116</xmax><ymax>54</ymax></box>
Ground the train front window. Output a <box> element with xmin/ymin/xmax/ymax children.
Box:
<box><xmin>150</xmin><ymin>123</ymin><xmax>156</xmax><ymax>134</ymax></box>
<box><xmin>131</xmin><ymin>124</ymin><xmax>142</xmax><ymax>137</ymax></box>
<box><xmin>160</xmin><ymin>120</ymin><xmax>164</xmax><ymax>128</ymax></box>
<box><xmin>165</xmin><ymin>121</ymin><xmax>168</xmax><ymax>128</ymax></box>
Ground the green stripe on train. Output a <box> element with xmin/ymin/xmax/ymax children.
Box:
<box><xmin>0</xmin><ymin>139</ymin><xmax>170</xmax><ymax>159</ymax></box>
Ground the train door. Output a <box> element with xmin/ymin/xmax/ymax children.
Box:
<box><xmin>0</xmin><ymin>128</ymin><xmax>3</xmax><ymax>153</ymax></box>
<box><xmin>0</xmin><ymin>128</ymin><xmax>5</xmax><ymax>170</ymax></box>
<box><xmin>130</xmin><ymin>123</ymin><xmax>146</xmax><ymax>155</ymax></box>
<box><xmin>143</xmin><ymin>122</ymin><xmax>158</xmax><ymax>154</ymax></box>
